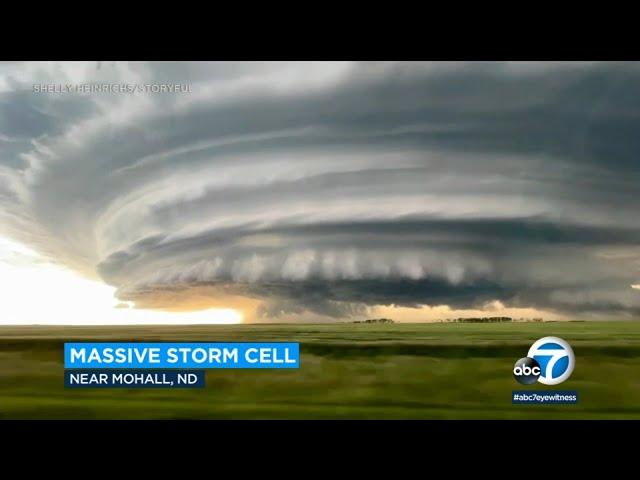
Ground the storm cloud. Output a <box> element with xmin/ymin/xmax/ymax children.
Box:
<box><xmin>1</xmin><ymin>61</ymin><xmax>640</xmax><ymax>320</ymax></box>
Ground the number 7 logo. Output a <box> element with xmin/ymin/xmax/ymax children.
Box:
<box><xmin>528</xmin><ymin>337</ymin><xmax>575</xmax><ymax>385</ymax></box>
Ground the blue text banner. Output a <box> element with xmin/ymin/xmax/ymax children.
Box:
<box><xmin>64</xmin><ymin>342</ymin><xmax>300</xmax><ymax>369</ymax></box>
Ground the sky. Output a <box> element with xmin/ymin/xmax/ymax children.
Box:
<box><xmin>0</xmin><ymin>61</ymin><xmax>639</xmax><ymax>324</ymax></box>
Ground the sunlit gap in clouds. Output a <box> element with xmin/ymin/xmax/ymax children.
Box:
<box><xmin>0</xmin><ymin>236</ymin><xmax>243</xmax><ymax>325</ymax></box>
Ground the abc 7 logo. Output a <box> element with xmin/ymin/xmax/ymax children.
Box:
<box><xmin>513</xmin><ymin>357</ymin><xmax>541</xmax><ymax>385</ymax></box>
<box><xmin>513</xmin><ymin>336</ymin><xmax>575</xmax><ymax>385</ymax></box>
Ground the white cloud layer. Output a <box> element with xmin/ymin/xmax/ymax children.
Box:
<box><xmin>1</xmin><ymin>61</ymin><xmax>640</xmax><ymax>319</ymax></box>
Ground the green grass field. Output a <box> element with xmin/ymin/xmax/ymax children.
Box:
<box><xmin>1</xmin><ymin>321</ymin><xmax>639</xmax><ymax>419</ymax></box>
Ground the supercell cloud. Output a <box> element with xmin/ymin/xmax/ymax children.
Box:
<box><xmin>1</xmin><ymin>61</ymin><xmax>640</xmax><ymax>320</ymax></box>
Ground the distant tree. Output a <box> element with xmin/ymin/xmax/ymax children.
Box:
<box><xmin>453</xmin><ymin>316</ymin><xmax>514</xmax><ymax>323</ymax></box>
<box><xmin>353</xmin><ymin>318</ymin><xmax>395</xmax><ymax>324</ymax></box>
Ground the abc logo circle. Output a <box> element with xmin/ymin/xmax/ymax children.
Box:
<box><xmin>513</xmin><ymin>357</ymin><xmax>541</xmax><ymax>384</ymax></box>
<box><xmin>528</xmin><ymin>336</ymin><xmax>575</xmax><ymax>385</ymax></box>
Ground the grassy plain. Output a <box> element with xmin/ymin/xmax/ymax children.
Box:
<box><xmin>1</xmin><ymin>321</ymin><xmax>639</xmax><ymax>419</ymax></box>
